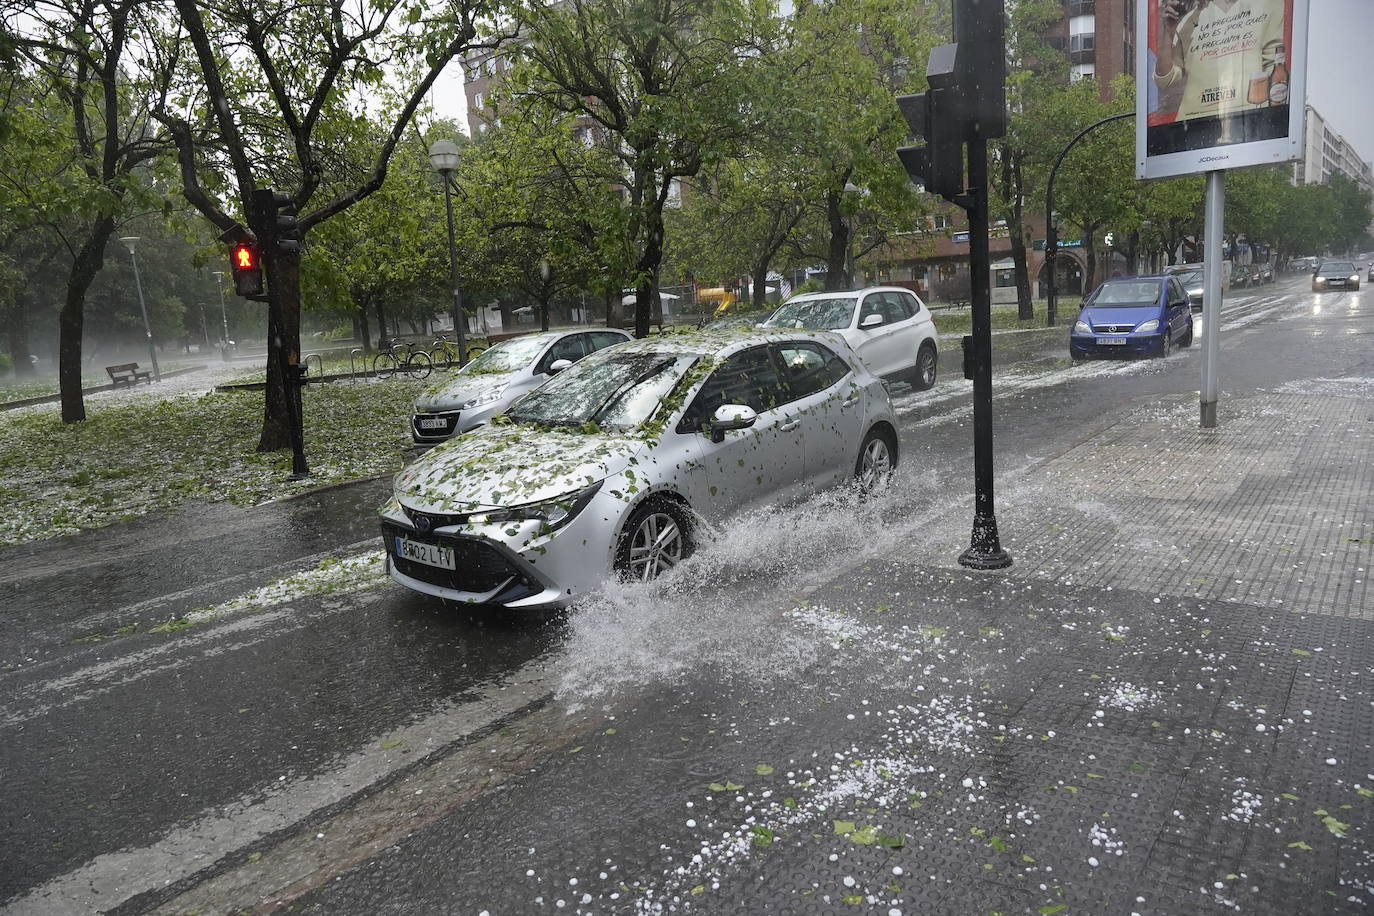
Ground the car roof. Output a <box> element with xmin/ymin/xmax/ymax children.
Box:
<box><xmin>595</xmin><ymin>327</ymin><xmax>853</xmax><ymax>358</ymax></box>
<box><xmin>784</xmin><ymin>286</ymin><xmax>918</xmax><ymax>300</ymax></box>
<box><xmin>1101</xmin><ymin>275</ymin><xmax>1168</xmax><ymax>283</ymax></box>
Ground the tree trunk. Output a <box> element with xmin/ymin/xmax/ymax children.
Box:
<box><xmin>1009</xmin><ymin>219</ymin><xmax>1032</xmax><ymax>319</ymax></box>
<box><xmin>540</xmin><ymin>298</ymin><xmax>550</xmax><ymax>332</ymax></box>
<box><xmin>824</xmin><ymin>191</ymin><xmax>849</xmax><ymax>290</ymax></box>
<box><xmin>751</xmin><ymin>261</ymin><xmax>769</xmax><ymax>310</ymax></box>
<box><xmin>374</xmin><ymin>297</ymin><xmax>388</xmax><ymax>347</ymax></box>
<box><xmin>257</xmin><ymin>251</ymin><xmax>301</xmax><ymax>453</ymax></box>
<box><xmin>59</xmin><ymin>218</ymin><xmax>115</xmax><ymax>423</ymax></box>
<box><xmin>355</xmin><ymin>307</ymin><xmax>372</xmax><ymax>353</ymax></box>
<box><xmin>604</xmin><ymin>288</ymin><xmax>615</xmax><ymax>327</ymax></box>
<box><xmin>1084</xmin><ymin>236</ymin><xmax>1099</xmax><ymax>294</ymax></box>
<box><xmin>633</xmin><ymin>211</ymin><xmax>666</xmax><ymax>338</ymax></box>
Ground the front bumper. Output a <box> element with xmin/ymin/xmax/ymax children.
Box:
<box><xmin>380</xmin><ymin>492</ymin><xmax>621</xmax><ymax>609</ymax></box>
<box><xmin>1070</xmin><ymin>332</ymin><xmax>1167</xmax><ymax>359</ymax></box>
<box><xmin>411</xmin><ymin>402</ymin><xmax>504</xmax><ymax>443</ymax></box>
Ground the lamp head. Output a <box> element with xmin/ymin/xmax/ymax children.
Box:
<box><xmin>428</xmin><ymin>139</ymin><xmax>460</xmax><ymax>174</ymax></box>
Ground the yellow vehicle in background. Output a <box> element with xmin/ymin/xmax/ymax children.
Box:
<box><xmin>697</xmin><ymin>287</ymin><xmax>739</xmax><ymax>319</ymax></box>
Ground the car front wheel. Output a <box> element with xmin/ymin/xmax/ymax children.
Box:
<box><xmin>614</xmin><ymin>498</ymin><xmax>693</xmax><ymax>583</ymax></box>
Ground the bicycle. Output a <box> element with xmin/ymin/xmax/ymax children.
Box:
<box><xmin>373</xmin><ymin>341</ymin><xmax>432</xmax><ymax>380</ymax></box>
<box><xmin>428</xmin><ymin>335</ymin><xmax>461</xmax><ymax>370</ymax></box>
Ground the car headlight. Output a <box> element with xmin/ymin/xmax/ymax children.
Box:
<box><xmin>458</xmin><ymin>384</ymin><xmax>508</xmax><ymax>410</ymax></box>
<box><xmin>1135</xmin><ymin>319</ymin><xmax>1159</xmax><ymax>333</ymax></box>
<box><xmin>1350</xmin><ymin>275</ymin><xmax>1360</xmax><ymax>283</ymax></box>
<box><xmin>468</xmin><ymin>481</ymin><xmax>603</xmax><ymax>531</ymax></box>
<box><xmin>1073</xmin><ymin>319</ymin><xmax>1091</xmax><ymax>334</ymax></box>
<box><xmin>1315</xmin><ymin>277</ymin><xmax>1327</xmax><ymax>285</ymax></box>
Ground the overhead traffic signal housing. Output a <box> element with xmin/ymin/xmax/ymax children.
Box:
<box><xmin>253</xmin><ymin>188</ymin><xmax>302</xmax><ymax>256</ymax></box>
<box><xmin>896</xmin><ymin>43</ymin><xmax>964</xmax><ymax>201</ymax></box>
<box><xmin>229</xmin><ymin>241</ymin><xmax>265</xmax><ymax>298</ymax></box>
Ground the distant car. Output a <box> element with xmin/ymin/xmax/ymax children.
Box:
<box><xmin>1230</xmin><ymin>263</ymin><xmax>1251</xmax><ymax>289</ymax></box>
<box><xmin>410</xmin><ymin>328</ymin><xmax>632</xmax><ymax>443</ymax></box>
<box><xmin>763</xmin><ymin>286</ymin><xmax>939</xmax><ymax>390</ymax></box>
<box><xmin>1312</xmin><ymin>260</ymin><xmax>1360</xmax><ymax>292</ymax></box>
<box><xmin>381</xmin><ymin>330</ymin><xmax>899</xmax><ymax>609</ymax></box>
<box><xmin>1070</xmin><ymin>276</ymin><xmax>1194</xmax><ymax>361</ymax></box>
<box><xmin>1256</xmin><ymin>262</ymin><xmax>1274</xmax><ymax>283</ymax></box>
<box><xmin>1163</xmin><ymin>264</ymin><xmax>1206</xmax><ymax>311</ymax></box>
<box><xmin>1368</xmin><ymin>263</ymin><xmax>1374</xmax><ymax>283</ymax></box>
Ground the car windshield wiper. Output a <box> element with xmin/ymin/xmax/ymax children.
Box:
<box><xmin>589</xmin><ymin>358</ymin><xmax>677</xmax><ymax>425</ymax></box>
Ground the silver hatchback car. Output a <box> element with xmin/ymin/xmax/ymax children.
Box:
<box><xmin>410</xmin><ymin>328</ymin><xmax>631</xmax><ymax>443</ymax></box>
<box><xmin>381</xmin><ymin>329</ymin><xmax>899</xmax><ymax>610</ymax></box>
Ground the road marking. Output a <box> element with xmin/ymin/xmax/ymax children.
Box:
<box><xmin>0</xmin><ymin>661</ymin><xmax>558</xmax><ymax>916</ymax></box>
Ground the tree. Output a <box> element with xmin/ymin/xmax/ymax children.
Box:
<box><xmin>993</xmin><ymin>0</ymin><xmax>1066</xmax><ymax>317</ymax></box>
<box><xmin>512</xmin><ymin>0</ymin><xmax>769</xmax><ymax>337</ymax></box>
<box><xmin>156</xmin><ymin>0</ymin><xmax>509</xmax><ymax>450</ymax></box>
<box><xmin>1</xmin><ymin>0</ymin><xmax>174</xmax><ymax>420</ymax></box>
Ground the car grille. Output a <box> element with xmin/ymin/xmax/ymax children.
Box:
<box><xmin>412</xmin><ymin>410</ymin><xmax>460</xmax><ymax>438</ymax></box>
<box><xmin>381</xmin><ymin>522</ymin><xmax>535</xmax><ymax>597</ymax></box>
<box><xmin>1092</xmin><ymin>323</ymin><xmax>1135</xmax><ymax>334</ymax></box>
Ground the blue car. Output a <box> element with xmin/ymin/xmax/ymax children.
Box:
<box><xmin>1070</xmin><ymin>275</ymin><xmax>1195</xmax><ymax>360</ymax></box>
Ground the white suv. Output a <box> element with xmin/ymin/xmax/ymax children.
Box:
<box><xmin>763</xmin><ymin>286</ymin><xmax>938</xmax><ymax>389</ymax></box>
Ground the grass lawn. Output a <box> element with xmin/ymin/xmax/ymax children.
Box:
<box><xmin>0</xmin><ymin>377</ymin><xmax>426</xmax><ymax>546</ymax></box>
<box><xmin>930</xmin><ymin>298</ymin><xmax>1082</xmax><ymax>336</ymax></box>
<box><xmin>0</xmin><ymin>379</ymin><xmax>59</xmax><ymax>404</ymax></box>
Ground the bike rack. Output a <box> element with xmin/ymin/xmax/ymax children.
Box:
<box><xmin>349</xmin><ymin>348</ymin><xmax>364</xmax><ymax>381</ymax></box>
<box><xmin>304</xmin><ymin>353</ymin><xmax>324</xmax><ymax>380</ymax></box>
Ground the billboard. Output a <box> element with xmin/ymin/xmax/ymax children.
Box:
<box><xmin>1136</xmin><ymin>0</ymin><xmax>1309</xmax><ymax>180</ymax></box>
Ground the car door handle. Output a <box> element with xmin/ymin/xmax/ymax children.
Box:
<box><xmin>779</xmin><ymin>420</ymin><xmax>801</xmax><ymax>432</ymax></box>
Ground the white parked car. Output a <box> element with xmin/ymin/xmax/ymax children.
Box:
<box><xmin>410</xmin><ymin>328</ymin><xmax>631</xmax><ymax>443</ymax></box>
<box><xmin>380</xmin><ymin>329</ymin><xmax>899</xmax><ymax>610</ymax></box>
<box><xmin>763</xmin><ymin>286</ymin><xmax>939</xmax><ymax>390</ymax></box>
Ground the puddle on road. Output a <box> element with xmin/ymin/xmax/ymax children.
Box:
<box><xmin>555</xmin><ymin>468</ymin><xmax>939</xmax><ymax>707</ymax></box>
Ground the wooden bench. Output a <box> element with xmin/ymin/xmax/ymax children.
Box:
<box><xmin>106</xmin><ymin>363</ymin><xmax>153</xmax><ymax>388</ymax></box>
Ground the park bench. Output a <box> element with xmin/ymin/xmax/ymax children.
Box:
<box><xmin>106</xmin><ymin>363</ymin><xmax>153</xmax><ymax>388</ymax></box>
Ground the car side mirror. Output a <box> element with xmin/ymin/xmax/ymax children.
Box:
<box><xmin>859</xmin><ymin>313</ymin><xmax>883</xmax><ymax>330</ymax></box>
<box><xmin>547</xmin><ymin>358</ymin><xmax>573</xmax><ymax>375</ymax></box>
<box><xmin>709</xmin><ymin>404</ymin><xmax>757</xmax><ymax>443</ymax></box>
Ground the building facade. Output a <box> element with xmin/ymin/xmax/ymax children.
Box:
<box><xmin>1293</xmin><ymin>105</ymin><xmax>1374</xmax><ymax>194</ymax></box>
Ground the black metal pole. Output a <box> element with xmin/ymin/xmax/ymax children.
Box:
<box><xmin>958</xmin><ymin>136</ymin><xmax>1012</xmax><ymax>570</ymax></box>
<box><xmin>1044</xmin><ymin>112</ymin><xmax>1132</xmax><ymax>327</ymax></box>
<box><xmin>442</xmin><ymin>177</ymin><xmax>469</xmax><ymax>367</ymax></box>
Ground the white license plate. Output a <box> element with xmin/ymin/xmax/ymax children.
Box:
<box><xmin>418</xmin><ymin>417</ymin><xmax>449</xmax><ymax>429</ymax></box>
<box><xmin>1096</xmin><ymin>337</ymin><xmax>1128</xmax><ymax>346</ymax></box>
<box><xmin>394</xmin><ymin>536</ymin><xmax>455</xmax><ymax>570</ymax></box>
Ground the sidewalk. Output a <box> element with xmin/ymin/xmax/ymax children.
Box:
<box><xmin>149</xmin><ymin>381</ymin><xmax>1374</xmax><ymax>916</ymax></box>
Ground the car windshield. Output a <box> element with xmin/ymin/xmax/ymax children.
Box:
<box><xmin>1087</xmin><ymin>281</ymin><xmax>1162</xmax><ymax>307</ymax></box>
<box><xmin>1175</xmin><ymin>270</ymin><xmax>1204</xmax><ymax>285</ymax></box>
<box><xmin>704</xmin><ymin>312</ymin><xmax>771</xmax><ymax>331</ymax></box>
<box><xmin>460</xmin><ymin>335</ymin><xmax>549</xmax><ymax>374</ymax></box>
<box><xmin>506</xmin><ymin>350</ymin><xmax>700</xmax><ymax>431</ymax></box>
<box><xmin>765</xmin><ymin>297</ymin><xmax>856</xmax><ymax>330</ymax></box>
<box><xmin>1320</xmin><ymin>262</ymin><xmax>1355</xmax><ymax>275</ymax></box>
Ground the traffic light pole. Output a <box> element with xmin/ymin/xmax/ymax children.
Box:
<box><xmin>958</xmin><ymin>137</ymin><xmax>1011</xmax><ymax>570</ymax></box>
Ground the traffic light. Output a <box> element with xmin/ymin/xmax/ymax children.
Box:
<box><xmin>896</xmin><ymin>44</ymin><xmax>964</xmax><ymax>201</ymax></box>
<box><xmin>229</xmin><ymin>241</ymin><xmax>264</xmax><ymax>297</ymax></box>
<box><xmin>254</xmin><ymin>188</ymin><xmax>301</xmax><ymax>256</ymax></box>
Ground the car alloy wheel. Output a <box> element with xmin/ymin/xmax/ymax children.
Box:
<box><xmin>855</xmin><ymin>428</ymin><xmax>895</xmax><ymax>491</ymax></box>
<box><xmin>618</xmin><ymin>501</ymin><xmax>690</xmax><ymax>583</ymax></box>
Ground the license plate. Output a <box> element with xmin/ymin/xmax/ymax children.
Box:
<box><xmin>1096</xmin><ymin>337</ymin><xmax>1128</xmax><ymax>346</ymax></box>
<box><xmin>394</xmin><ymin>536</ymin><xmax>455</xmax><ymax>570</ymax></box>
<box><xmin>418</xmin><ymin>417</ymin><xmax>449</xmax><ymax>429</ymax></box>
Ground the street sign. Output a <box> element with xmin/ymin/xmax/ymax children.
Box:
<box><xmin>1136</xmin><ymin>0</ymin><xmax>1310</xmax><ymax>180</ymax></box>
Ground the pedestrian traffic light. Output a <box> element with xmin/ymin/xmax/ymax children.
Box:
<box><xmin>896</xmin><ymin>44</ymin><xmax>964</xmax><ymax>202</ymax></box>
<box><xmin>254</xmin><ymin>188</ymin><xmax>302</xmax><ymax>256</ymax></box>
<box><xmin>229</xmin><ymin>241</ymin><xmax>264</xmax><ymax>297</ymax></box>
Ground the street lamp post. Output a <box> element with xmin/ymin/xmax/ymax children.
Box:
<box><xmin>118</xmin><ymin>237</ymin><xmax>161</xmax><ymax>382</ymax></box>
<box><xmin>428</xmin><ymin>139</ymin><xmax>468</xmax><ymax>367</ymax></box>
<box><xmin>1044</xmin><ymin>112</ymin><xmax>1133</xmax><ymax>327</ymax></box>
<box><xmin>211</xmin><ymin>270</ymin><xmax>230</xmax><ymax>360</ymax></box>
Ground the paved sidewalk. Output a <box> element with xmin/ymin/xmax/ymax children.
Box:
<box><xmin>148</xmin><ymin>383</ymin><xmax>1374</xmax><ymax>916</ymax></box>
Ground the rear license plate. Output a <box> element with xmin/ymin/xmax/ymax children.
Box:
<box><xmin>418</xmin><ymin>417</ymin><xmax>449</xmax><ymax>429</ymax></box>
<box><xmin>1096</xmin><ymin>337</ymin><xmax>1128</xmax><ymax>346</ymax></box>
<box><xmin>394</xmin><ymin>536</ymin><xmax>455</xmax><ymax>570</ymax></box>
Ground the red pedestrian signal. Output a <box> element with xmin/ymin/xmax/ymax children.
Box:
<box><xmin>229</xmin><ymin>242</ymin><xmax>264</xmax><ymax>298</ymax></box>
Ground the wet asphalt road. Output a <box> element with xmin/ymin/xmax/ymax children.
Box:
<box><xmin>0</xmin><ymin>274</ymin><xmax>1365</xmax><ymax>913</ymax></box>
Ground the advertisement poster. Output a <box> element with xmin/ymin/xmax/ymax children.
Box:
<box><xmin>1137</xmin><ymin>0</ymin><xmax>1309</xmax><ymax>180</ymax></box>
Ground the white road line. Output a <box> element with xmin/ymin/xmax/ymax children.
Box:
<box><xmin>0</xmin><ymin>662</ymin><xmax>557</xmax><ymax>916</ymax></box>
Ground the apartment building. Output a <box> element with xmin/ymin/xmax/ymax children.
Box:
<box><xmin>1294</xmin><ymin>105</ymin><xmax>1374</xmax><ymax>195</ymax></box>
